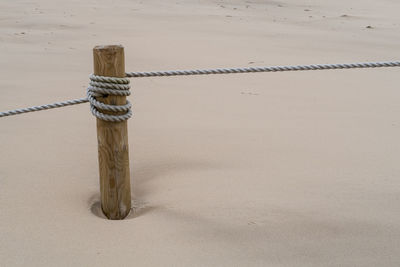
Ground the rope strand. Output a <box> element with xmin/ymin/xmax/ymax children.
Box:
<box><xmin>0</xmin><ymin>98</ymin><xmax>88</xmax><ymax>118</ymax></box>
<box><xmin>125</xmin><ymin>61</ymin><xmax>400</xmax><ymax>78</ymax></box>
<box><xmin>1</xmin><ymin>60</ymin><xmax>399</xmax><ymax>119</ymax></box>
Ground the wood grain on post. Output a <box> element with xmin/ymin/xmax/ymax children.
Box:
<box><xmin>93</xmin><ymin>45</ymin><xmax>131</xmax><ymax>220</ymax></box>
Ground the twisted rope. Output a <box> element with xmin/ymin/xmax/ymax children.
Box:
<box><xmin>87</xmin><ymin>74</ymin><xmax>132</xmax><ymax>122</ymax></box>
<box><xmin>1</xmin><ymin>60</ymin><xmax>399</xmax><ymax>119</ymax></box>
<box><xmin>0</xmin><ymin>98</ymin><xmax>88</xmax><ymax>118</ymax></box>
<box><xmin>125</xmin><ymin>61</ymin><xmax>400</xmax><ymax>78</ymax></box>
<box><xmin>0</xmin><ymin>75</ymin><xmax>132</xmax><ymax>121</ymax></box>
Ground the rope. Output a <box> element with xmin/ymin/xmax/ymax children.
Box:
<box><xmin>1</xmin><ymin>60</ymin><xmax>399</xmax><ymax>119</ymax></box>
<box><xmin>0</xmin><ymin>75</ymin><xmax>132</xmax><ymax>121</ymax></box>
<box><xmin>126</xmin><ymin>61</ymin><xmax>400</xmax><ymax>78</ymax></box>
<box><xmin>0</xmin><ymin>98</ymin><xmax>88</xmax><ymax>118</ymax></box>
<box><xmin>87</xmin><ymin>74</ymin><xmax>132</xmax><ymax>122</ymax></box>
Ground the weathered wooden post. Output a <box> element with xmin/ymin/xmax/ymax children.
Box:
<box><xmin>93</xmin><ymin>45</ymin><xmax>131</xmax><ymax>220</ymax></box>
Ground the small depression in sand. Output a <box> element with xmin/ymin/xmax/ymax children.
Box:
<box><xmin>90</xmin><ymin>197</ymin><xmax>151</xmax><ymax>220</ymax></box>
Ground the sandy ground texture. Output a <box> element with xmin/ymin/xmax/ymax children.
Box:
<box><xmin>1</xmin><ymin>0</ymin><xmax>400</xmax><ymax>266</ymax></box>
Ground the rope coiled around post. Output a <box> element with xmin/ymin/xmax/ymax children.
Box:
<box><xmin>87</xmin><ymin>74</ymin><xmax>132</xmax><ymax>122</ymax></box>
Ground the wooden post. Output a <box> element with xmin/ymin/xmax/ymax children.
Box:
<box><xmin>93</xmin><ymin>45</ymin><xmax>131</xmax><ymax>220</ymax></box>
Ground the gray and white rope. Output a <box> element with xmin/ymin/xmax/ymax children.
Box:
<box><xmin>1</xmin><ymin>60</ymin><xmax>399</xmax><ymax>119</ymax></box>
<box><xmin>125</xmin><ymin>61</ymin><xmax>400</xmax><ymax>77</ymax></box>
<box><xmin>0</xmin><ymin>75</ymin><xmax>132</xmax><ymax>121</ymax></box>
<box><xmin>87</xmin><ymin>74</ymin><xmax>132</xmax><ymax>122</ymax></box>
<box><xmin>0</xmin><ymin>98</ymin><xmax>88</xmax><ymax>118</ymax></box>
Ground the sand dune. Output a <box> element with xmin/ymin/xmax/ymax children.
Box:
<box><xmin>1</xmin><ymin>0</ymin><xmax>400</xmax><ymax>266</ymax></box>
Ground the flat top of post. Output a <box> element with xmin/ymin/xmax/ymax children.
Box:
<box><xmin>93</xmin><ymin>45</ymin><xmax>125</xmax><ymax>77</ymax></box>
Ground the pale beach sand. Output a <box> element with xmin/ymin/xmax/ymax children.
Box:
<box><xmin>1</xmin><ymin>0</ymin><xmax>400</xmax><ymax>266</ymax></box>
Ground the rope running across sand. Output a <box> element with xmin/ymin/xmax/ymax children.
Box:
<box><xmin>0</xmin><ymin>61</ymin><xmax>399</xmax><ymax>121</ymax></box>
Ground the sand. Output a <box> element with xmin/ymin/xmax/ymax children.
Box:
<box><xmin>1</xmin><ymin>0</ymin><xmax>400</xmax><ymax>266</ymax></box>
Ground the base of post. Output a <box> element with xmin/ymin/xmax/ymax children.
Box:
<box><xmin>90</xmin><ymin>198</ymin><xmax>150</xmax><ymax>220</ymax></box>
